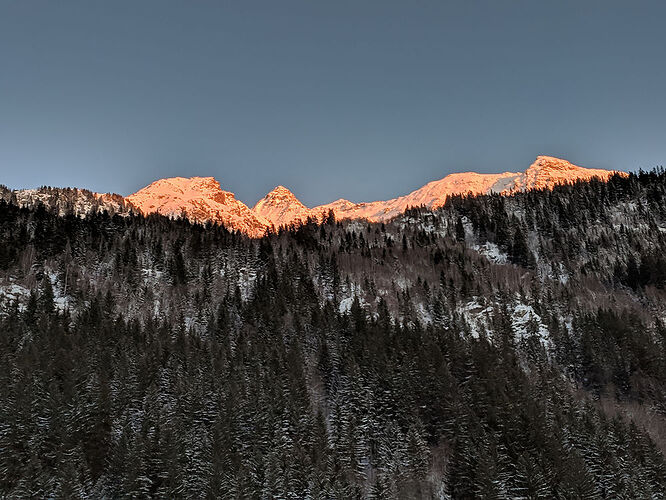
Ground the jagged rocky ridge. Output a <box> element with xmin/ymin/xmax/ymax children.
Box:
<box><xmin>0</xmin><ymin>185</ymin><xmax>132</xmax><ymax>218</ymax></box>
<box><xmin>3</xmin><ymin>156</ymin><xmax>624</xmax><ymax>237</ymax></box>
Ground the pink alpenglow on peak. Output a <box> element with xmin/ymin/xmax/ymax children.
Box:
<box><xmin>252</xmin><ymin>186</ymin><xmax>312</xmax><ymax>229</ymax></box>
<box><xmin>518</xmin><ymin>155</ymin><xmax>622</xmax><ymax>190</ymax></box>
<box><xmin>125</xmin><ymin>156</ymin><xmax>625</xmax><ymax>236</ymax></box>
<box><xmin>306</xmin><ymin>156</ymin><xmax>624</xmax><ymax>225</ymax></box>
<box><xmin>126</xmin><ymin>176</ymin><xmax>269</xmax><ymax>237</ymax></box>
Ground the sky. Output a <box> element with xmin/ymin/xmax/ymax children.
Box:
<box><xmin>1</xmin><ymin>1</ymin><xmax>665</xmax><ymax>206</ymax></box>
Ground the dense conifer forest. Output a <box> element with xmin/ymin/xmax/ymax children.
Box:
<box><xmin>2</xmin><ymin>171</ymin><xmax>666</xmax><ymax>498</ymax></box>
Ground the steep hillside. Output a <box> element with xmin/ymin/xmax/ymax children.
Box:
<box><xmin>0</xmin><ymin>169</ymin><xmax>665</xmax><ymax>498</ymax></box>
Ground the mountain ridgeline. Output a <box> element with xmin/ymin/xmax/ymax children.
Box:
<box><xmin>2</xmin><ymin>166</ymin><xmax>666</xmax><ymax>497</ymax></box>
<box><xmin>2</xmin><ymin>155</ymin><xmax>623</xmax><ymax>237</ymax></box>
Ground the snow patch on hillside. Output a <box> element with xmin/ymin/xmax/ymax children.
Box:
<box><xmin>472</xmin><ymin>242</ymin><xmax>508</xmax><ymax>264</ymax></box>
<box><xmin>454</xmin><ymin>298</ymin><xmax>551</xmax><ymax>347</ymax></box>
<box><xmin>512</xmin><ymin>304</ymin><xmax>549</xmax><ymax>344</ymax></box>
<box><xmin>0</xmin><ymin>283</ymin><xmax>31</xmax><ymax>311</ymax></box>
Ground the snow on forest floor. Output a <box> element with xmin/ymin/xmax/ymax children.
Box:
<box><xmin>457</xmin><ymin>297</ymin><xmax>551</xmax><ymax>346</ymax></box>
<box><xmin>471</xmin><ymin>242</ymin><xmax>508</xmax><ymax>264</ymax></box>
<box><xmin>338</xmin><ymin>283</ymin><xmax>367</xmax><ymax>313</ymax></box>
<box><xmin>0</xmin><ymin>282</ymin><xmax>31</xmax><ymax>311</ymax></box>
<box><xmin>512</xmin><ymin>303</ymin><xmax>550</xmax><ymax>343</ymax></box>
<box><xmin>0</xmin><ymin>273</ymin><xmax>70</xmax><ymax>313</ymax></box>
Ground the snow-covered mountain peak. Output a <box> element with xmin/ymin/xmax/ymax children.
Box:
<box><xmin>261</xmin><ymin>185</ymin><xmax>301</xmax><ymax>203</ymax></box>
<box><xmin>127</xmin><ymin>176</ymin><xmax>268</xmax><ymax>237</ymax></box>
<box><xmin>520</xmin><ymin>155</ymin><xmax>623</xmax><ymax>190</ymax></box>
<box><xmin>528</xmin><ymin>156</ymin><xmax>582</xmax><ymax>174</ymax></box>
<box><xmin>132</xmin><ymin>176</ymin><xmax>225</xmax><ymax>199</ymax></box>
<box><xmin>253</xmin><ymin>185</ymin><xmax>310</xmax><ymax>228</ymax></box>
<box><xmin>533</xmin><ymin>155</ymin><xmax>573</xmax><ymax>164</ymax></box>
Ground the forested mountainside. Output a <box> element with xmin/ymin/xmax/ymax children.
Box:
<box><xmin>2</xmin><ymin>170</ymin><xmax>666</xmax><ymax>498</ymax></box>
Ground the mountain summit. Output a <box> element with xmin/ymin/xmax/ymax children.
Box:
<box><xmin>121</xmin><ymin>156</ymin><xmax>623</xmax><ymax>235</ymax></box>
<box><xmin>519</xmin><ymin>155</ymin><xmax>620</xmax><ymax>190</ymax></box>
<box><xmin>252</xmin><ymin>186</ymin><xmax>311</xmax><ymax>229</ymax></box>
<box><xmin>126</xmin><ymin>176</ymin><xmax>269</xmax><ymax>237</ymax></box>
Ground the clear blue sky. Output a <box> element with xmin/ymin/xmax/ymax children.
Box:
<box><xmin>1</xmin><ymin>1</ymin><xmax>665</xmax><ymax>206</ymax></box>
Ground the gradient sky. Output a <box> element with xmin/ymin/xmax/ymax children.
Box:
<box><xmin>1</xmin><ymin>1</ymin><xmax>665</xmax><ymax>206</ymax></box>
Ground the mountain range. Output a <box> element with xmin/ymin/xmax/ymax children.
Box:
<box><xmin>2</xmin><ymin>155</ymin><xmax>623</xmax><ymax>236</ymax></box>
